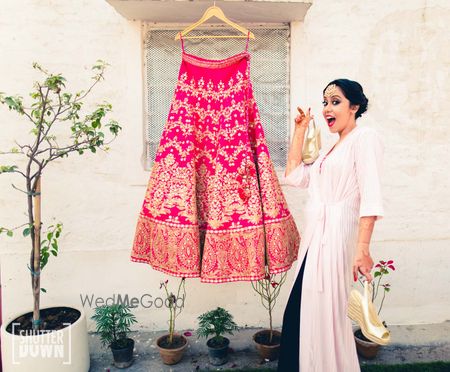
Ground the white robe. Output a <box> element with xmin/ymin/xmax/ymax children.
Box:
<box><xmin>283</xmin><ymin>126</ymin><xmax>384</xmax><ymax>372</ymax></box>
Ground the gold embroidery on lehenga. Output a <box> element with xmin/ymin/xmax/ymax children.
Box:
<box><xmin>131</xmin><ymin>54</ymin><xmax>300</xmax><ymax>282</ymax></box>
<box><xmin>132</xmin><ymin>215</ymin><xmax>299</xmax><ymax>283</ymax></box>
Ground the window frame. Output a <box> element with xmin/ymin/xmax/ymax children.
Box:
<box><xmin>141</xmin><ymin>23</ymin><xmax>291</xmax><ymax>171</ymax></box>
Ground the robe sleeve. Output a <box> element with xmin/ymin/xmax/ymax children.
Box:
<box><xmin>280</xmin><ymin>163</ymin><xmax>311</xmax><ymax>189</ymax></box>
<box><xmin>355</xmin><ymin>128</ymin><xmax>384</xmax><ymax>219</ymax></box>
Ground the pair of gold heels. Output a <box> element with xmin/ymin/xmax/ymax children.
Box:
<box><xmin>348</xmin><ymin>281</ymin><xmax>391</xmax><ymax>345</ymax></box>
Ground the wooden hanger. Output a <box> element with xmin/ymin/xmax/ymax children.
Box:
<box><xmin>175</xmin><ymin>5</ymin><xmax>255</xmax><ymax>40</ymax></box>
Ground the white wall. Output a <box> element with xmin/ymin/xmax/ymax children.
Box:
<box><xmin>0</xmin><ymin>0</ymin><xmax>449</xmax><ymax>333</ymax></box>
<box><xmin>290</xmin><ymin>0</ymin><xmax>450</xmax><ymax>325</ymax></box>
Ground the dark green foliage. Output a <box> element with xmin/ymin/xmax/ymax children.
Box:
<box><xmin>91</xmin><ymin>304</ymin><xmax>137</xmax><ymax>349</ymax></box>
<box><xmin>198</xmin><ymin>362</ymin><xmax>450</xmax><ymax>372</ymax></box>
<box><xmin>197</xmin><ymin>307</ymin><xmax>239</xmax><ymax>344</ymax></box>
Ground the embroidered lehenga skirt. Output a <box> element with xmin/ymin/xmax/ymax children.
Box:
<box><xmin>131</xmin><ymin>48</ymin><xmax>300</xmax><ymax>283</ymax></box>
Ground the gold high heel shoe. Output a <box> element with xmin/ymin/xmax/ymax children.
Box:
<box><xmin>302</xmin><ymin>119</ymin><xmax>321</xmax><ymax>165</ymax></box>
<box><xmin>348</xmin><ymin>281</ymin><xmax>391</xmax><ymax>345</ymax></box>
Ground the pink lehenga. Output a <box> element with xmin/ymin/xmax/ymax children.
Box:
<box><xmin>131</xmin><ymin>36</ymin><xmax>299</xmax><ymax>283</ymax></box>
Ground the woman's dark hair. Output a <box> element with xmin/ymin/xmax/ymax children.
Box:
<box><xmin>323</xmin><ymin>79</ymin><xmax>369</xmax><ymax>119</ymax></box>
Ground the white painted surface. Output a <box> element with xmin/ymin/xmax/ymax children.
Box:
<box><xmin>0</xmin><ymin>0</ymin><xmax>449</xmax><ymax>332</ymax></box>
<box><xmin>107</xmin><ymin>0</ymin><xmax>312</xmax><ymax>23</ymax></box>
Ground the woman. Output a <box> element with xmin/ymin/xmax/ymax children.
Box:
<box><xmin>277</xmin><ymin>79</ymin><xmax>384</xmax><ymax>372</ymax></box>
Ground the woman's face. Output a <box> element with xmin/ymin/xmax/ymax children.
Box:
<box><xmin>322</xmin><ymin>85</ymin><xmax>359</xmax><ymax>134</ymax></box>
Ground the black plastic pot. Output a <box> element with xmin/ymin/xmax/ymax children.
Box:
<box><xmin>206</xmin><ymin>337</ymin><xmax>230</xmax><ymax>366</ymax></box>
<box><xmin>111</xmin><ymin>338</ymin><xmax>134</xmax><ymax>368</ymax></box>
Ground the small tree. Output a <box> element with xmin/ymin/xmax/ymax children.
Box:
<box><xmin>251</xmin><ymin>269</ymin><xmax>287</xmax><ymax>343</ymax></box>
<box><xmin>0</xmin><ymin>61</ymin><xmax>121</xmax><ymax>330</ymax></box>
<box><xmin>160</xmin><ymin>278</ymin><xmax>186</xmax><ymax>345</ymax></box>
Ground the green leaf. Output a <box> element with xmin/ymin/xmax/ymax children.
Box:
<box><xmin>7</xmin><ymin>230</ymin><xmax>13</xmax><ymax>237</ymax></box>
<box><xmin>23</xmin><ymin>227</ymin><xmax>31</xmax><ymax>237</ymax></box>
<box><xmin>374</xmin><ymin>271</ymin><xmax>381</xmax><ymax>278</ymax></box>
<box><xmin>0</xmin><ymin>165</ymin><xmax>18</xmax><ymax>174</ymax></box>
<box><xmin>3</xmin><ymin>96</ymin><xmax>23</xmax><ymax>112</ymax></box>
<box><xmin>41</xmin><ymin>288</ymin><xmax>47</xmax><ymax>293</ymax></box>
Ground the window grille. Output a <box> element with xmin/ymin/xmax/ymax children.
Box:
<box><xmin>143</xmin><ymin>26</ymin><xmax>290</xmax><ymax>169</ymax></box>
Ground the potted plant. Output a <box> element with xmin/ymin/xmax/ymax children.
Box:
<box><xmin>91</xmin><ymin>304</ymin><xmax>137</xmax><ymax>368</ymax></box>
<box><xmin>156</xmin><ymin>278</ymin><xmax>188</xmax><ymax>365</ymax></box>
<box><xmin>353</xmin><ymin>259</ymin><xmax>396</xmax><ymax>359</ymax></box>
<box><xmin>197</xmin><ymin>306</ymin><xmax>239</xmax><ymax>366</ymax></box>
<box><xmin>0</xmin><ymin>61</ymin><xmax>121</xmax><ymax>371</ymax></box>
<box><xmin>251</xmin><ymin>269</ymin><xmax>287</xmax><ymax>361</ymax></box>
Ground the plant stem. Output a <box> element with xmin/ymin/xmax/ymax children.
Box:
<box><xmin>378</xmin><ymin>289</ymin><xmax>387</xmax><ymax>315</ymax></box>
<box><xmin>169</xmin><ymin>304</ymin><xmax>174</xmax><ymax>344</ymax></box>
<box><xmin>32</xmin><ymin>177</ymin><xmax>41</xmax><ymax>330</ymax></box>
<box><xmin>374</xmin><ymin>272</ymin><xmax>383</xmax><ymax>301</ymax></box>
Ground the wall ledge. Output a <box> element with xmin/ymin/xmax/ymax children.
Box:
<box><xmin>106</xmin><ymin>0</ymin><xmax>313</xmax><ymax>23</ymax></box>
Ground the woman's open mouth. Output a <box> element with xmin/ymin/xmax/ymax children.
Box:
<box><xmin>326</xmin><ymin>116</ymin><xmax>336</xmax><ymax>127</ymax></box>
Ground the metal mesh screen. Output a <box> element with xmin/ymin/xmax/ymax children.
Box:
<box><xmin>144</xmin><ymin>26</ymin><xmax>290</xmax><ymax>169</ymax></box>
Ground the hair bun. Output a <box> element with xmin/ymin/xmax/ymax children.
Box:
<box><xmin>356</xmin><ymin>93</ymin><xmax>369</xmax><ymax>119</ymax></box>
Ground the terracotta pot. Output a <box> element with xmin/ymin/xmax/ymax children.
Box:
<box><xmin>0</xmin><ymin>306</ymin><xmax>90</xmax><ymax>372</ymax></box>
<box><xmin>156</xmin><ymin>334</ymin><xmax>188</xmax><ymax>365</ymax></box>
<box><xmin>253</xmin><ymin>329</ymin><xmax>281</xmax><ymax>361</ymax></box>
<box><xmin>354</xmin><ymin>329</ymin><xmax>380</xmax><ymax>359</ymax></box>
<box><xmin>111</xmin><ymin>337</ymin><xmax>134</xmax><ymax>369</ymax></box>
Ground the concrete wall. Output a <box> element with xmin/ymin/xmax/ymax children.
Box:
<box><xmin>0</xmin><ymin>0</ymin><xmax>449</xmax><ymax>333</ymax></box>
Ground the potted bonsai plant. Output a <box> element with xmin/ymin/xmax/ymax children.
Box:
<box><xmin>251</xmin><ymin>269</ymin><xmax>287</xmax><ymax>361</ymax></box>
<box><xmin>91</xmin><ymin>303</ymin><xmax>137</xmax><ymax>368</ymax></box>
<box><xmin>197</xmin><ymin>306</ymin><xmax>239</xmax><ymax>366</ymax></box>
<box><xmin>156</xmin><ymin>278</ymin><xmax>188</xmax><ymax>365</ymax></box>
<box><xmin>353</xmin><ymin>259</ymin><xmax>396</xmax><ymax>359</ymax></box>
<box><xmin>0</xmin><ymin>61</ymin><xmax>121</xmax><ymax>371</ymax></box>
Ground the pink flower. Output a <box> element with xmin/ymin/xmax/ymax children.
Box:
<box><xmin>380</xmin><ymin>260</ymin><xmax>386</xmax><ymax>265</ymax></box>
<box><xmin>388</xmin><ymin>265</ymin><xmax>396</xmax><ymax>271</ymax></box>
<box><xmin>387</xmin><ymin>260</ymin><xmax>394</xmax><ymax>265</ymax></box>
<box><xmin>159</xmin><ymin>279</ymin><xmax>169</xmax><ymax>289</ymax></box>
<box><xmin>271</xmin><ymin>282</ymin><xmax>279</xmax><ymax>288</ymax></box>
<box><xmin>183</xmin><ymin>331</ymin><xmax>192</xmax><ymax>337</ymax></box>
<box><xmin>264</xmin><ymin>274</ymin><xmax>271</xmax><ymax>280</ymax></box>
<box><xmin>375</xmin><ymin>263</ymin><xmax>381</xmax><ymax>268</ymax></box>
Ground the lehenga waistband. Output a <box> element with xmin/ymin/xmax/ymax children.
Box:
<box><xmin>182</xmin><ymin>51</ymin><xmax>250</xmax><ymax>69</ymax></box>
